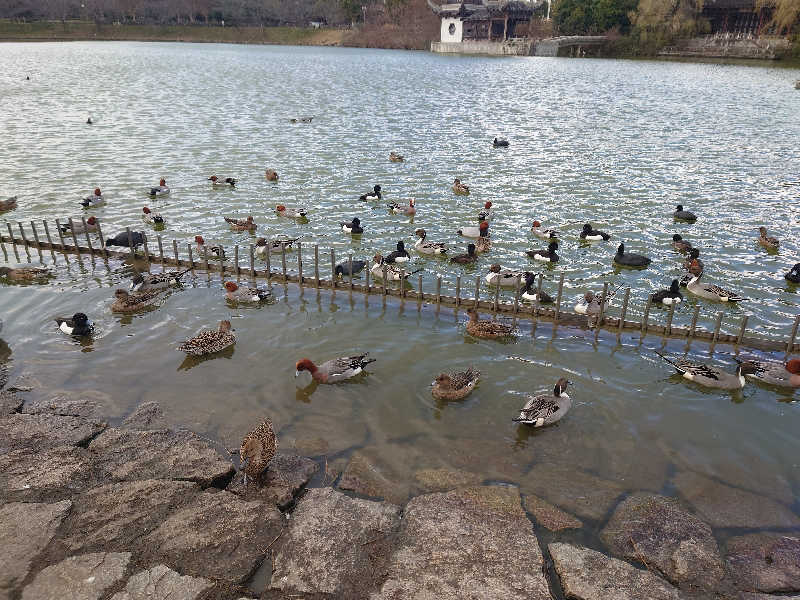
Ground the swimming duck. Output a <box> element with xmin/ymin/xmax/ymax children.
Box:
<box><xmin>81</xmin><ymin>188</ymin><xmax>105</xmax><ymax>208</ymax></box>
<box><xmin>55</xmin><ymin>312</ymin><xmax>93</xmax><ymax>336</ymax></box>
<box><xmin>59</xmin><ymin>216</ymin><xmax>97</xmax><ymax>234</ymax></box>
<box><xmin>683</xmin><ymin>248</ymin><xmax>704</xmax><ymax>276</ymax></box>
<box><xmin>674</xmin><ymin>204</ymin><xmax>697</xmax><ymax>222</ymax></box>
<box><xmin>265</xmin><ymin>169</ymin><xmax>279</xmax><ymax>182</ymax></box>
<box><xmin>686</xmin><ymin>273</ymin><xmax>744</xmax><ymax>302</ymax></box>
<box><xmin>388</xmin><ymin>199</ymin><xmax>416</xmax><ymax>216</ymax></box>
<box><xmin>289</xmin><ymin>117</ymin><xmax>313</xmax><ymax>123</ymax></box>
<box><xmin>492</xmin><ymin>137</ymin><xmax>509</xmax><ymax>148</ymax></box>
<box><xmin>110</xmin><ymin>288</ymin><xmax>161</xmax><ymax>313</ymax></box>
<box><xmin>0</xmin><ymin>266</ymin><xmax>52</xmax><ymax>282</ymax></box>
<box><xmin>655</xmin><ymin>351</ymin><xmax>755</xmax><ymax>390</ymax></box>
<box><xmin>370</xmin><ymin>254</ymin><xmax>418</xmax><ymax>280</ymax></box>
<box><xmin>531</xmin><ymin>221</ymin><xmax>558</xmax><ymax>240</ymax></box>
<box><xmin>295</xmin><ymin>353</ymin><xmax>376</xmax><ymax>384</ymax></box>
<box><xmin>194</xmin><ymin>235</ymin><xmax>226</xmax><ymax>259</ymax></box>
<box><xmin>452</xmin><ymin>178</ymin><xmax>470</xmax><ymax>195</ymax></box>
<box><xmin>580</xmin><ymin>223</ymin><xmax>610</xmax><ymax>241</ymax></box>
<box><xmin>457</xmin><ymin>221</ymin><xmax>489</xmax><ymax>239</ymax></box>
<box><xmin>341</xmin><ymin>218</ymin><xmax>363</xmax><ymax>234</ymax></box>
<box><xmin>130</xmin><ymin>267</ymin><xmax>192</xmax><ymax>291</ymax></box>
<box><xmin>148</xmin><ymin>179</ymin><xmax>170</xmax><ymax>197</ymax></box>
<box><xmin>385</xmin><ymin>241</ymin><xmax>410</xmax><ymax>264</ymax></box>
<box><xmin>178</xmin><ymin>320</ymin><xmax>236</xmax><ymax>356</ymax></box>
<box><xmin>389</xmin><ymin>152</ymin><xmax>404</xmax><ymax>162</ymax></box>
<box><xmin>574</xmin><ymin>288</ymin><xmax>619</xmax><ymax>315</ymax></box>
<box><xmin>785</xmin><ymin>263</ymin><xmax>800</xmax><ymax>284</ymax></box>
<box><xmin>106</xmin><ymin>231</ymin><xmax>145</xmax><ymax>250</ymax></box>
<box><xmin>758</xmin><ymin>227</ymin><xmax>779</xmax><ymax>251</ymax></box>
<box><xmin>275</xmin><ymin>205</ymin><xmax>307</xmax><ymax>219</ymax></box>
<box><xmin>0</xmin><ymin>196</ymin><xmax>17</xmax><ymax>212</ymax></box>
<box><xmin>209</xmin><ymin>175</ymin><xmax>236</xmax><ymax>187</ymax></box>
<box><xmin>224</xmin><ymin>281</ymin><xmax>272</xmax><ymax>303</ymax></box>
<box><xmin>519</xmin><ymin>272</ymin><xmax>554</xmax><ymax>303</ymax></box>
<box><xmin>671</xmin><ymin>234</ymin><xmax>692</xmax><ymax>253</ymax></box>
<box><xmin>335</xmin><ymin>259</ymin><xmax>367</xmax><ymax>277</ymax></box>
<box><xmin>474</xmin><ymin>236</ymin><xmax>491</xmax><ymax>253</ymax></box>
<box><xmin>414</xmin><ymin>229</ymin><xmax>447</xmax><ymax>255</ymax></box>
<box><xmin>224</xmin><ymin>216</ymin><xmax>256</xmax><ymax>232</ymax></box>
<box><xmin>741</xmin><ymin>358</ymin><xmax>800</xmax><ymax>388</ymax></box>
<box><xmin>432</xmin><ymin>367</ymin><xmax>480</xmax><ymax>401</ymax></box>
<box><xmin>651</xmin><ymin>279</ymin><xmax>683</xmax><ymax>305</ymax></box>
<box><xmin>613</xmin><ymin>243</ymin><xmax>651</xmax><ymax>268</ymax></box>
<box><xmin>255</xmin><ymin>237</ymin><xmax>298</xmax><ymax>256</ymax></box>
<box><xmin>450</xmin><ymin>243</ymin><xmax>478</xmax><ymax>264</ymax></box>
<box><xmin>485</xmin><ymin>264</ymin><xmax>524</xmax><ymax>287</ymax></box>
<box><xmin>513</xmin><ymin>378</ymin><xmax>571</xmax><ymax>427</ymax></box>
<box><xmin>478</xmin><ymin>202</ymin><xmax>494</xmax><ymax>222</ymax></box>
<box><xmin>240</xmin><ymin>418</ymin><xmax>277</xmax><ymax>486</ymax></box>
<box><xmin>359</xmin><ymin>185</ymin><xmax>381</xmax><ymax>202</ymax></box>
<box><xmin>86</xmin><ymin>117</ymin><xmax>92</xmax><ymax>124</ymax></box>
<box><xmin>527</xmin><ymin>241</ymin><xmax>559</xmax><ymax>263</ymax></box>
<box><xmin>466</xmin><ymin>309</ymin><xmax>514</xmax><ymax>339</ymax></box>
<box><xmin>142</xmin><ymin>207</ymin><xmax>164</xmax><ymax>225</ymax></box>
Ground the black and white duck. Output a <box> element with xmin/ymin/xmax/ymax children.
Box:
<box><xmin>650</xmin><ymin>279</ymin><xmax>683</xmax><ymax>305</ymax></box>
<box><xmin>519</xmin><ymin>272</ymin><xmax>554</xmax><ymax>303</ymax></box>
<box><xmin>655</xmin><ymin>351</ymin><xmax>755</xmax><ymax>390</ymax></box>
<box><xmin>414</xmin><ymin>229</ymin><xmax>447</xmax><ymax>255</ymax></box>
<box><xmin>527</xmin><ymin>241</ymin><xmax>559</xmax><ymax>263</ymax></box>
<box><xmin>580</xmin><ymin>223</ymin><xmax>610</xmax><ymax>241</ymax></box>
<box><xmin>492</xmin><ymin>137</ymin><xmax>509</xmax><ymax>147</ymax></box>
<box><xmin>341</xmin><ymin>217</ymin><xmax>364</xmax><ymax>234</ymax></box>
<box><xmin>384</xmin><ymin>241</ymin><xmax>410</xmax><ymax>264</ymax></box>
<box><xmin>55</xmin><ymin>313</ymin><xmax>93</xmax><ymax>336</ymax></box>
<box><xmin>359</xmin><ymin>185</ymin><xmax>381</xmax><ymax>202</ymax></box>
<box><xmin>785</xmin><ymin>263</ymin><xmax>800</xmax><ymax>284</ymax></box>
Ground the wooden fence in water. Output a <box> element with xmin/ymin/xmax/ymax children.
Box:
<box><xmin>2</xmin><ymin>218</ymin><xmax>799</xmax><ymax>357</ymax></box>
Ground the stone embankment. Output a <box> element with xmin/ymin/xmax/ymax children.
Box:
<box><xmin>1</xmin><ymin>371</ymin><xmax>799</xmax><ymax>599</ymax></box>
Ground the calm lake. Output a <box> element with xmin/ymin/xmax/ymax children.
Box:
<box><xmin>1</xmin><ymin>42</ymin><xmax>799</xmax><ymax>526</ymax></box>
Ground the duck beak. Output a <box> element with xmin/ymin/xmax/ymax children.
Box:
<box><xmin>295</xmin><ymin>370</ymin><xmax>300</xmax><ymax>378</ymax></box>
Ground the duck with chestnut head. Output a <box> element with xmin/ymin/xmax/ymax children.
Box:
<box><xmin>295</xmin><ymin>353</ymin><xmax>376</xmax><ymax>384</ymax></box>
<box><xmin>148</xmin><ymin>178</ymin><xmax>170</xmax><ymax>197</ymax></box>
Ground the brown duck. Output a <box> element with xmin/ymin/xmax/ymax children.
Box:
<box><xmin>110</xmin><ymin>289</ymin><xmax>161</xmax><ymax>313</ymax></box>
<box><xmin>240</xmin><ymin>418</ymin><xmax>277</xmax><ymax>485</ymax></box>
<box><xmin>465</xmin><ymin>309</ymin><xmax>514</xmax><ymax>339</ymax></box>
<box><xmin>224</xmin><ymin>216</ymin><xmax>256</xmax><ymax>232</ymax></box>
<box><xmin>432</xmin><ymin>367</ymin><xmax>480</xmax><ymax>401</ymax></box>
<box><xmin>178</xmin><ymin>320</ymin><xmax>236</xmax><ymax>356</ymax></box>
<box><xmin>758</xmin><ymin>226</ymin><xmax>779</xmax><ymax>251</ymax></box>
<box><xmin>0</xmin><ymin>266</ymin><xmax>51</xmax><ymax>282</ymax></box>
<box><xmin>265</xmin><ymin>169</ymin><xmax>279</xmax><ymax>182</ymax></box>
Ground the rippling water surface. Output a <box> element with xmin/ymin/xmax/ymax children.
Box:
<box><xmin>1</xmin><ymin>42</ymin><xmax>799</xmax><ymax>512</ymax></box>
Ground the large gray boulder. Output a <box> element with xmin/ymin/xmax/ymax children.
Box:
<box><xmin>271</xmin><ymin>487</ymin><xmax>400</xmax><ymax>597</ymax></box>
<box><xmin>21</xmin><ymin>394</ymin><xmax>104</xmax><ymax>419</ymax></box>
<box><xmin>0</xmin><ymin>413</ymin><xmax>105</xmax><ymax>452</ymax></box>
<box><xmin>725</xmin><ymin>533</ymin><xmax>800</xmax><ymax>593</ymax></box>
<box><xmin>374</xmin><ymin>485</ymin><xmax>551</xmax><ymax>600</ymax></box>
<box><xmin>523</xmin><ymin>493</ymin><xmax>582</xmax><ymax>531</ymax></box>
<box><xmin>0</xmin><ymin>445</ymin><xmax>96</xmax><ymax>503</ymax></box>
<box><xmin>21</xmin><ymin>552</ymin><xmax>131</xmax><ymax>600</ymax></box>
<box><xmin>0</xmin><ymin>500</ymin><xmax>72</xmax><ymax>599</ymax></box>
<box><xmin>549</xmin><ymin>542</ymin><xmax>685</xmax><ymax>600</ymax></box>
<box><xmin>413</xmin><ymin>467</ymin><xmax>483</xmax><ymax>493</ymax></box>
<box><xmin>600</xmin><ymin>493</ymin><xmax>725</xmax><ymax>592</ymax></box>
<box><xmin>0</xmin><ymin>390</ymin><xmax>22</xmax><ymax>415</ymax></box>
<box><xmin>227</xmin><ymin>452</ymin><xmax>318</xmax><ymax>508</ymax></box>
<box><xmin>109</xmin><ymin>565</ymin><xmax>214</xmax><ymax>600</ymax></box>
<box><xmin>121</xmin><ymin>401</ymin><xmax>169</xmax><ymax>430</ymax></box>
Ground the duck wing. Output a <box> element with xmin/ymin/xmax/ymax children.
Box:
<box><xmin>448</xmin><ymin>367</ymin><xmax>480</xmax><ymax>390</ymax></box>
<box><xmin>703</xmin><ymin>283</ymin><xmax>744</xmax><ymax>301</ymax></box>
<box><xmin>655</xmin><ymin>351</ymin><xmax>721</xmax><ymax>380</ymax></box>
<box><xmin>514</xmin><ymin>394</ymin><xmax>560</xmax><ymax>424</ymax></box>
<box><xmin>320</xmin><ymin>354</ymin><xmax>376</xmax><ymax>380</ymax></box>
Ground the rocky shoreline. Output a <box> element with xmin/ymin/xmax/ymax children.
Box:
<box><xmin>1</xmin><ymin>374</ymin><xmax>799</xmax><ymax>600</ymax></box>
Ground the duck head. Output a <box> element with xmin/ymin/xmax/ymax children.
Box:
<box><xmin>409</xmin><ymin>199</ymin><xmax>415</xmax><ymax>207</ymax></box>
<box><xmin>689</xmin><ymin>248</ymin><xmax>700</xmax><ymax>259</ymax></box>
<box><xmin>672</xmin><ymin>234</ymin><xmax>682</xmax><ymax>241</ymax></box>
<box><xmin>72</xmin><ymin>312</ymin><xmax>89</xmax><ymax>325</ymax></box>
<box><xmin>434</xmin><ymin>373</ymin><xmax>453</xmax><ymax>390</ymax></box>
<box><xmin>295</xmin><ymin>358</ymin><xmax>317</xmax><ymax>376</ymax></box>
<box><xmin>373</xmin><ymin>185</ymin><xmax>381</xmax><ymax>193</ymax></box>
<box><xmin>396</xmin><ymin>241</ymin><xmax>405</xmax><ymax>252</ymax></box>
<box><xmin>276</xmin><ymin>205</ymin><xmax>286</xmax><ymax>212</ymax></box>
<box><xmin>786</xmin><ymin>359</ymin><xmax>800</xmax><ymax>374</ymax></box>
<box><xmin>209</xmin><ymin>176</ymin><xmax>218</xmax><ymax>182</ymax></box>
<box><xmin>454</xmin><ymin>178</ymin><xmax>461</xmax><ymax>184</ymax></box>
<box><xmin>489</xmin><ymin>264</ymin><xmax>502</xmax><ymax>273</ymax></box>
<box><xmin>373</xmin><ymin>253</ymin><xmax>383</xmax><ymax>264</ymax></box>
<box><xmin>791</xmin><ymin>263</ymin><xmax>800</xmax><ymax>273</ymax></box>
<box><xmin>159</xmin><ymin>178</ymin><xmax>166</xmax><ymax>186</ymax></box>
<box><xmin>143</xmin><ymin>207</ymin><xmax>151</xmax><ymax>215</ymax></box>
<box><xmin>583</xmin><ymin>291</ymin><xmax>595</xmax><ymax>303</ymax></box>
<box><xmin>617</xmin><ymin>243</ymin><xmax>625</xmax><ymax>254</ymax></box>
<box><xmin>255</xmin><ymin>238</ymin><xmax>267</xmax><ymax>247</ymax></box>
<box><xmin>669</xmin><ymin>279</ymin><xmax>680</xmax><ymax>292</ymax></box>
<box><xmin>532</xmin><ymin>220</ymin><xmax>541</xmax><ymax>228</ymax></box>
<box><xmin>758</xmin><ymin>226</ymin><xmax>768</xmax><ymax>236</ymax></box>
<box><xmin>218</xmin><ymin>320</ymin><xmax>233</xmax><ymax>333</ymax></box>
<box><xmin>87</xmin><ymin>217</ymin><xmax>97</xmax><ymax>225</ymax></box>
<box><xmin>523</xmin><ymin>271</ymin><xmax>536</xmax><ymax>286</ymax></box>
<box><xmin>676</xmin><ymin>204</ymin><xmax>684</xmax><ymax>211</ymax></box>
<box><xmin>415</xmin><ymin>228</ymin><xmax>426</xmax><ymax>239</ymax></box>
<box><xmin>484</xmin><ymin>202</ymin><xmax>492</xmax><ymax>209</ymax></box>
<box><xmin>548</xmin><ymin>241</ymin><xmax>558</xmax><ymax>253</ymax></box>
<box><xmin>479</xmin><ymin>222</ymin><xmax>489</xmax><ymax>237</ymax></box>
<box><xmin>94</xmin><ymin>188</ymin><xmax>101</xmax><ymax>196</ymax></box>
<box><xmin>352</xmin><ymin>217</ymin><xmax>361</xmax><ymax>226</ymax></box>
<box><xmin>467</xmin><ymin>243</ymin><xmax>476</xmax><ymax>256</ymax></box>
<box><xmin>466</xmin><ymin>308</ymin><xmax>479</xmax><ymax>321</ymax></box>
<box><xmin>224</xmin><ymin>281</ymin><xmax>238</xmax><ymax>292</ymax></box>
<box><xmin>554</xmin><ymin>378</ymin><xmax>570</xmax><ymax>396</ymax></box>
<box><xmin>114</xmin><ymin>289</ymin><xmax>129</xmax><ymax>300</ymax></box>
<box><xmin>195</xmin><ymin>235</ymin><xmax>205</xmax><ymax>245</ymax></box>
<box><xmin>737</xmin><ymin>362</ymin><xmax>758</xmax><ymax>377</ymax></box>
<box><xmin>582</xmin><ymin>224</ymin><xmax>592</xmax><ymax>233</ymax></box>
<box><xmin>246</xmin><ymin>216</ymin><xmax>254</xmax><ymax>223</ymax></box>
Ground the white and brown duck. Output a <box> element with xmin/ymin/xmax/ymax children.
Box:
<box><xmin>295</xmin><ymin>353</ymin><xmax>376</xmax><ymax>384</ymax></box>
<box><xmin>224</xmin><ymin>216</ymin><xmax>256</xmax><ymax>232</ymax></box>
<box><xmin>452</xmin><ymin>178</ymin><xmax>470</xmax><ymax>195</ymax></box>
<box><xmin>224</xmin><ymin>281</ymin><xmax>272</xmax><ymax>303</ymax></box>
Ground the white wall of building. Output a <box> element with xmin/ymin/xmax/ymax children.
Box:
<box><xmin>440</xmin><ymin>17</ymin><xmax>463</xmax><ymax>43</ymax></box>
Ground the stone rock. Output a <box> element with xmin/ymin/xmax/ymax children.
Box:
<box><xmin>0</xmin><ymin>390</ymin><xmax>22</xmax><ymax>415</ymax></box>
<box><xmin>600</xmin><ymin>493</ymin><xmax>724</xmax><ymax>592</ymax></box>
<box><xmin>726</xmin><ymin>533</ymin><xmax>800</xmax><ymax>593</ymax></box>
<box><xmin>0</xmin><ymin>413</ymin><xmax>106</xmax><ymax>452</ymax></box>
<box><xmin>21</xmin><ymin>394</ymin><xmax>102</xmax><ymax>419</ymax></box>
<box><xmin>519</xmin><ymin>464</ymin><xmax>624</xmax><ymax>521</ymax></box>
<box><xmin>271</xmin><ymin>487</ymin><xmax>400</xmax><ymax>597</ymax></box>
<box><xmin>0</xmin><ymin>500</ymin><xmax>72</xmax><ymax>598</ymax></box>
<box><xmin>338</xmin><ymin>450</ymin><xmax>402</xmax><ymax>502</ymax></box>
<box><xmin>549</xmin><ymin>542</ymin><xmax>684</xmax><ymax>600</ymax></box>
<box><xmin>142</xmin><ymin>490</ymin><xmax>283</xmax><ymax>584</ymax></box>
<box><xmin>227</xmin><ymin>452</ymin><xmax>318</xmax><ymax>508</ymax></box>
<box><xmin>22</xmin><ymin>552</ymin><xmax>131</xmax><ymax>600</ymax></box>
<box><xmin>7</xmin><ymin>373</ymin><xmax>41</xmax><ymax>392</ymax></box>
<box><xmin>374</xmin><ymin>486</ymin><xmax>551</xmax><ymax>600</ymax></box>
<box><xmin>413</xmin><ymin>467</ymin><xmax>483</xmax><ymax>493</ymax></box>
<box><xmin>674</xmin><ymin>471</ymin><xmax>800</xmax><ymax>529</ymax></box>
<box><xmin>0</xmin><ymin>365</ymin><xmax>8</xmax><ymax>390</ymax></box>
<box><xmin>121</xmin><ymin>401</ymin><xmax>169</xmax><ymax>430</ymax></box>
<box><xmin>109</xmin><ymin>565</ymin><xmax>213</xmax><ymax>600</ymax></box>
<box><xmin>739</xmin><ymin>594</ymin><xmax>800</xmax><ymax>600</ymax></box>
<box><xmin>524</xmin><ymin>493</ymin><xmax>582</xmax><ymax>531</ymax></box>
<box><xmin>0</xmin><ymin>445</ymin><xmax>96</xmax><ymax>503</ymax></box>
<box><xmin>88</xmin><ymin>427</ymin><xmax>234</xmax><ymax>487</ymax></box>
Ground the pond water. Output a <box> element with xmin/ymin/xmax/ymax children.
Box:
<box><xmin>1</xmin><ymin>42</ymin><xmax>799</xmax><ymax>522</ymax></box>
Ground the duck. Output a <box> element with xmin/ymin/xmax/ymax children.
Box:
<box><xmin>224</xmin><ymin>216</ymin><xmax>256</xmax><ymax>232</ymax></box>
<box><xmin>385</xmin><ymin>241</ymin><xmax>410</xmax><ymax>264</ymax></box>
<box><xmin>513</xmin><ymin>378</ymin><xmax>571</xmax><ymax>427</ymax></box>
<box><xmin>674</xmin><ymin>204</ymin><xmax>697</xmax><ymax>222</ymax></box>
<box><xmin>740</xmin><ymin>358</ymin><xmax>800</xmax><ymax>388</ymax></box>
<box><xmin>485</xmin><ymin>264</ymin><xmax>524</xmax><ymax>287</ymax></box>
<box><xmin>59</xmin><ymin>216</ymin><xmax>97</xmax><ymax>234</ymax></box>
<box><xmin>335</xmin><ymin>259</ymin><xmax>367</xmax><ymax>278</ymax></box>
<box><xmin>457</xmin><ymin>221</ymin><xmax>489</xmax><ymax>239</ymax></box>
<box><xmin>452</xmin><ymin>178</ymin><xmax>470</xmax><ymax>195</ymax></box>
<box><xmin>80</xmin><ymin>188</ymin><xmax>105</xmax><ymax>208</ymax></box>
<box><xmin>110</xmin><ymin>288</ymin><xmax>161</xmax><ymax>313</ymax></box>
<box><xmin>613</xmin><ymin>243</ymin><xmax>651</xmax><ymax>268</ymax></box>
<box><xmin>492</xmin><ymin>137</ymin><xmax>509</xmax><ymax>147</ymax></box>
<box><xmin>240</xmin><ymin>418</ymin><xmax>277</xmax><ymax>486</ymax></box>
<box><xmin>0</xmin><ymin>266</ymin><xmax>52</xmax><ymax>282</ymax></box>
<box><xmin>432</xmin><ymin>367</ymin><xmax>480</xmax><ymax>401</ymax></box>
<box><xmin>530</xmin><ymin>221</ymin><xmax>558</xmax><ymax>240</ymax></box>
<box><xmin>388</xmin><ymin>199</ymin><xmax>416</xmax><ymax>216</ymax></box>
<box><xmin>209</xmin><ymin>175</ymin><xmax>236</xmax><ymax>187</ymax></box>
<box><xmin>295</xmin><ymin>353</ymin><xmax>376</xmax><ymax>384</ymax></box>
<box><xmin>683</xmin><ymin>248</ymin><xmax>704</xmax><ymax>276</ymax></box>
<box><xmin>579</xmin><ymin>223</ymin><xmax>610</xmax><ymax>241</ymax></box>
<box><xmin>519</xmin><ymin>272</ymin><xmax>554</xmax><ymax>303</ymax></box>
<box><xmin>785</xmin><ymin>263</ymin><xmax>800</xmax><ymax>284</ymax></box>
<box><xmin>477</xmin><ymin>202</ymin><xmax>493</xmax><ymax>222</ymax></box>
<box><xmin>148</xmin><ymin>178</ymin><xmax>170</xmax><ymax>197</ymax></box>
<box><xmin>359</xmin><ymin>185</ymin><xmax>381</xmax><ymax>202</ymax></box>
<box><xmin>465</xmin><ymin>308</ymin><xmax>514</xmax><ymax>339</ymax></box>
<box><xmin>450</xmin><ymin>243</ymin><xmax>478</xmax><ymax>264</ymax></box>
<box><xmin>224</xmin><ymin>281</ymin><xmax>272</xmax><ymax>303</ymax></box>
<box><xmin>389</xmin><ymin>152</ymin><xmax>404</xmax><ymax>162</ymax></box>
<box><xmin>265</xmin><ymin>169</ymin><xmax>279</xmax><ymax>182</ymax></box>
<box><xmin>574</xmin><ymin>288</ymin><xmax>617</xmax><ymax>315</ymax></box>
<box><xmin>474</xmin><ymin>236</ymin><xmax>491</xmax><ymax>253</ymax></box>
<box><xmin>651</xmin><ymin>279</ymin><xmax>683</xmax><ymax>305</ymax></box>
<box><xmin>671</xmin><ymin>234</ymin><xmax>692</xmax><ymax>253</ymax></box>
<box><xmin>86</xmin><ymin>117</ymin><xmax>92</xmax><ymax>124</ymax></box>
<box><xmin>130</xmin><ymin>267</ymin><xmax>192</xmax><ymax>291</ymax></box>
<box><xmin>527</xmin><ymin>241</ymin><xmax>559</xmax><ymax>263</ymax></box>
<box><xmin>106</xmin><ymin>231</ymin><xmax>146</xmax><ymax>250</ymax></box>
<box><xmin>341</xmin><ymin>217</ymin><xmax>363</xmax><ymax>235</ymax></box>
<box><xmin>655</xmin><ymin>351</ymin><xmax>756</xmax><ymax>390</ymax></box>
<box><xmin>194</xmin><ymin>236</ymin><xmax>226</xmax><ymax>259</ymax></box>
<box><xmin>54</xmin><ymin>312</ymin><xmax>93</xmax><ymax>336</ymax></box>
<box><xmin>0</xmin><ymin>196</ymin><xmax>18</xmax><ymax>212</ymax></box>
<box><xmin>178</xmin><ymin>320</ymin><xmax>236</xmax><ymax>356</ymax></box>
<box><xmin>142</xmin><ymin>207</ymin><xmax>164</xmax><ymax>225</ymax></box>
<box><xmin>370</xmin><ymin>254</ymin><xmax>418</xmax><ymax>280</ymax></box>
<box><xmin>414</xmin><ymin>229</ymin><xmax>447</xmax><ymax>255</ymax></box>
<box><xmin>686</xmin><ymin>273</ymin><xmax>744</xmax><ymax>302</ymax></box>
<box><xmin>275</xmin><ymin>205</ymin><xmax>307</xmax><ymax>219</ymax></box>
<box><xmin>255</xmin><ymin>237</ymin><xmax>299</xmax><ymax>256</ymax></box>
<box><xmin>758</xmin><ymin>227</ymin><xmax>779</xmax><ymax>251</ymax></box>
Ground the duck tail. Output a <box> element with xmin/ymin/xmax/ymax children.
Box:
<box><xmin>654</xmin><ymin>350</ymin><xmax>680</xmax><ymax>369</ymax></box>
<box><xmin>361</xmin><ymin>358</ymin><xmax>377</xmax><ymax>366</ymax></box>
<box><xmin>408</xmin><ymin>268</ymin><xmax>424</xmax><ymax>275</ymax></box>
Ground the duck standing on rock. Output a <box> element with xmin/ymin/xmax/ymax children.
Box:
<box><xmin>224</xmin><ymin>281</ymin><xmax>272</xmax><ymax>303</ymax></box>
<box><xmin>148</xmin><ymin>178</ymin><xmax>170</xmax><ymax>197</ymax></box>
<box><xmin>240</xmin><ymin>418</ymin><xmax>277</xmax><ymax>486</ymax></box>
<box><xmin>527</xmin><ymin>241</ymin><xmax>559</xmax><ymax>263</ymax></box>
<box><xmin>209</xmin><ymin>175</ymin><xmax>236</xmax><ymax>187</ymax></box>
<box><xmin>655</xmin><ymin>351</ymin><xmax>756</xmax><ymax>390</ymax></box>
<box><xmin>295</xmin><ymin>353</ymin><xmax>376</xmax><ymax>384</ymax></box>
<box><xmin>674</xmin><ymin>204</ymin><xmax>697</xmax><ymax>222</ymax></box>
<box><xmin>81</xmin><ymin>188</ymin><xmax>105</xmax><ymax>208</ymax></box>
<box><xmin>359</xmin><ymin>185</ymin><xmax>381</xmax><ymax>202</ymax></box>
<box><xmin>341</xmin><ymin>217</ymin><xmax>363</xmax><ymax>235</ymax></box>
<box><xmin>224</xmin><ymin>216</ymin><xmax>257</xmax><ymax>232</ymax></box>
<box><xmin>0</xmin><ymin>196</ymin><xmax>18</xmax><ymax>212</ymax></box>
<box><xmin>758</xmin><ymin>227</ymin><xmax>779</xmax><ymax>251</ymax></box>
<box><xmin>465</xmin><ymin>308</ymin><xmax>514</xmax><ymax>339</ymax></box>
<box><xmin>432</xmin><ymin>367</ymin><xmax>480</xmax><ymax>401</ymax></box>
<box><xmin>671</xmin><ymin>234</ymin><xmax>692</xmax><ymax>253</ymax></box>
<box><xmin>55</xmin><ymin>313</ymin><xmax>93</xmax><ymax>336</ymax></box>
<box><xmin>513</xmin><ymin>378</ymin><xmax>571</xmax><ymax>427</ymax></box>
<box><xmin>0</xmin><ymin>266</ymin><xmax>52</xmax><ymax>282</ymax></box>
<box><xmin>178</xmin><ymin>320</ymin><xmax>236</xmax><ymax>356</ymax></box>
<box><xmin>531</xmin><ymin>221</ymin><xmax>558</xmax><ymax>240</ymax></box>
<box><xmin>110</xmin><ymin>289</ymin><xmax>162</xmax><ymax>313</ymax></box>
<box><xmin>613</xmin><ymin>243</ymin><xmax>651</xmax><ymax>268</ymax></box>
<box><xmin>452</xmin><ymin>178</ymin><xmax>470</xmax><ymax>195</ymax></box>
<box><xmin>414</xmin><ymin>229</ymin><xmax>447</xmax><ymax>255</ymax></box>
<box><xmin>580</xmin><ymin>223</ymin><xmax>610</xmax><ymax>241</ymax></box>
<box><xmin>785</xmin><ymin>263</ymin><xmax>800</xmax><ymax>284</ymax></box>
<box><xmin>450</xmin><ymin>243</ymin><xmax>478</xmax><ymax>264</ymax></box>
<box><xmin>651</xmin><ymin>279</ymin><xmax>683</xmax><ymax>305</ymax></box>
<box><xmin>265</xmin><ymin>169</ymin><xmax>279</xmax><ymax>182</ymax></box>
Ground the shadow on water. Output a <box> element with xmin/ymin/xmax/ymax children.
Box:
<box><xmin>177</xmin><ymin>346</ymin><xmax>236</xmax><ymax>371</ymax></box>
